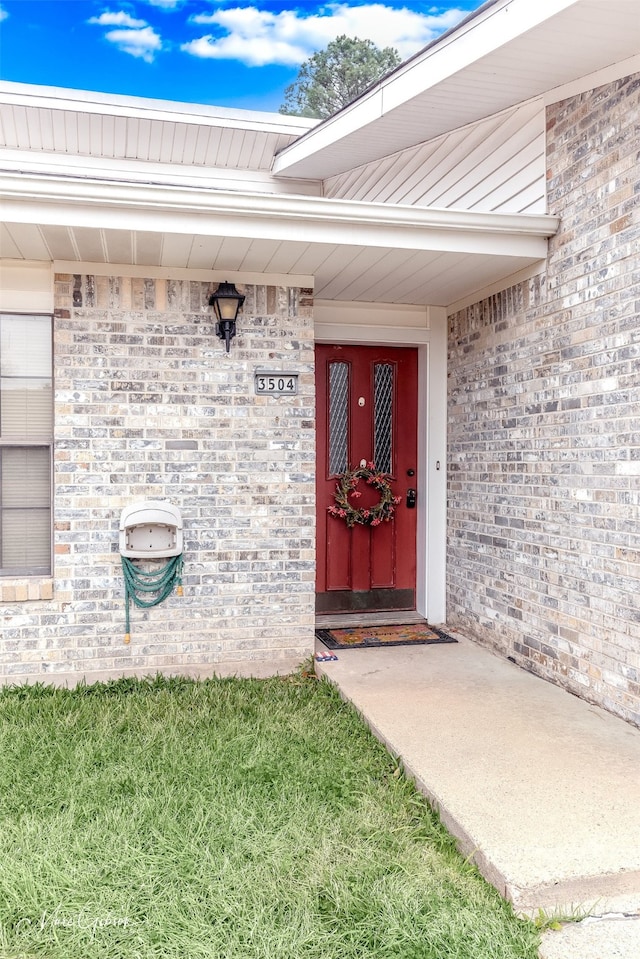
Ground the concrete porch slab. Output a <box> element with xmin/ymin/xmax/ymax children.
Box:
<box><xmin>539</xmin><ymin>917</ymin><xmax>640</xmax><ymax>958</ymax></box>
<box><xmin>315</xmin><ymin>633</ymin><xmax>640</xmax><ymax>919</ymax></box>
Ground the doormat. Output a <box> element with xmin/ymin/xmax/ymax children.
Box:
<box><xmin>315</xmin><ymin>623</ymin><xmax>457</xmax><ymax>649</ymax></box>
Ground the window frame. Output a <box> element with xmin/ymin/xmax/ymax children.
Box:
<box><xmin>0</xmin><ymin>312</ymin><xmax>54</xmax><ymax>578</ymax></box>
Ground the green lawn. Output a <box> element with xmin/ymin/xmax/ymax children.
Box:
<box><xmin>0</xmin><ymin>672</ymin><xmax>540</xmax><ymax>959</ymax></box>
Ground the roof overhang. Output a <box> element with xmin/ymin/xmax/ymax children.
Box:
<box><xmin>0</xmin><ymin>170</ymin><xmax>559</xmax><ymax>308</ymax></box>
<box><xmin>0</xmin><ymin>80</ymin><xmax>319</xmax><ymax>180</ymax></box>
<box><xmin>0</xmin><ymin>79</ymin><xmax>318</xmax><ymax>136</ymax></box>
<box><xmin>273</xmin><ymin>0</ymin><xmax>640</xmax><ymax>180</ymax></box>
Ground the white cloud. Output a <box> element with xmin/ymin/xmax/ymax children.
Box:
<box><xmin>88</xmin><ymin>12</ymin><xmax>148</xmax><ymax>29</ymax></box>
<box><xmin>144</xmin><ymin>0</ymin><xmax>184</xmax><ymax>8</ymax></box>
<box><xmin>105</xmin><ymin>26</ymin><xmax>162</xmax><ymax>62</ymax></box>
<box><xmin>183</xmin><ymin>3</ymin><xmax>470</xmax><ymax>66</ymax></box>
<box><xmin>183</xmin><ymin>33</ymin><xmax>307</xmax><ymax>67</ymax></box>
<box><xmin>0</xmin><ymin>5</ymin><xmax>8</xmax><ymax>22</ymax></box>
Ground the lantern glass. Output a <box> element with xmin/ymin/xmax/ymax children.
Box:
<box><xmin>216</xmin><ymin>298</ymin><xmax>238</xmax><ymax>320</ymax></box>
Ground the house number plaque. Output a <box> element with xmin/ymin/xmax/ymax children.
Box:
<box><xmin>254</xmin><ymin>371</ymin><xmax>299</xmax><ymax>396</ymax></box>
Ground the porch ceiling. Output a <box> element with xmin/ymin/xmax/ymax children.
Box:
<box><xmin>0</xmin><ymin>175</ymin><xmax>558</xmax><ymax>308</ymax></box>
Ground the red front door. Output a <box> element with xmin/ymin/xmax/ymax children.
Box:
<box><xmin>316</xmin><ymin>344</ymin><xmax>418</xmax><ymax>614</ymax></box>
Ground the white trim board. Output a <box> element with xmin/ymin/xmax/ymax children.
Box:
<box><xmin>0</xmin><ymin>260</ymin><xmax>54</xmax><ymax>312</ymax></box>
<box><xmin>52</xmin><ymin>261</ymin><xmax>314</xmax><ymax>289</ymax></box>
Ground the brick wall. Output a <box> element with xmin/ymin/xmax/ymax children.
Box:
<box><xmin>447</xmin><ymin>73</ymin><xmax>640</xmax><ymax>725</ymax></box>
<box><xmin>1</xmin><ymin>275</ymin><xmax>316</xmax><ymax>684</ymax></box>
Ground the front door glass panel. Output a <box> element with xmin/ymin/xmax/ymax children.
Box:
<box><xmin>328</xmin><ymin>361</ymin><xmax>349</xmax><ymax>476</ymax></box>
<box><xmin>373</xmin><ymin>362</ymin><xmax>393</xmax><ymax>475</ymax></box>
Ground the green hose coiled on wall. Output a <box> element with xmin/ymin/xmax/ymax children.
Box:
<box><xmin>121</xmin><ymin>554</ymin><xmax>183</xmax><ymax>643</ymax></box>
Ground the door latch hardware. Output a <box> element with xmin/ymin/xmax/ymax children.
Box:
<box><xmin>406</xmin><ymin>488</ymin><xmax>417</xmax><ymax>508</ymax></box>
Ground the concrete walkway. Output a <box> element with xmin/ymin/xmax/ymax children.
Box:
<box><xmin>315</xmin><ymin>631</ymin><xmax>640</xmax><ymax>958</ymax></box>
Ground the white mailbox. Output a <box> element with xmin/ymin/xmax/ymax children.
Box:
<box><xmin>119</xmin><ymin>501</ymin><xmax>183</xmax><ymax>558</ymax></box>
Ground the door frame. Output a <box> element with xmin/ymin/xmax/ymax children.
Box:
<box><xmin>314</xmin><ymin>301</ymin><xmax>448</xmax><ymax>625</ymax></box>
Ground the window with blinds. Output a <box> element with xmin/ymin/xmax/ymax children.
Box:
<box><xmin>0</xmin><ymin>314</ymin><xmax>52</xmax><ymax>576</ymax></box>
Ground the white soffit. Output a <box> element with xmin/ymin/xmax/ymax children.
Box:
<box><xmin>0</xmin><ymin>81</ymin><xmax>317</xmax><ymax>173</ymax></box>
<box><xmin>272</xmin><ymin>0</ymin><xmax>640</xmax><ymax>180</ymax></box>
<box><xmin>0</xmin><ymin>175</ymin><xmax>558</xmax><ymax>307</ymax></box>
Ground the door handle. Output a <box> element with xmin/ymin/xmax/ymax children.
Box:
<box><xmin>406</xmin><ymin>488</ymin><xmax>417</xmax><ymax>509</ymax></box>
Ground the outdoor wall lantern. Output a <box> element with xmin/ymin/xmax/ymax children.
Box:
<box><xmin>208</xmin><ymin>281</ymin><xmax>245</xmax><ymax>353</ymax></box>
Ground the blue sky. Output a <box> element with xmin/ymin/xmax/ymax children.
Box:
<box><xmin>0</xmin><ymin>1</ymin><xmax>480</xmax><ymax>112</ymax></box>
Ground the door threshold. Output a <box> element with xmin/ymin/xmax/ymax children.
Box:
<box><xmin>315</xmin><ymin>610</ymin><xmax>426</xmax><ymax>629</ymax></box>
